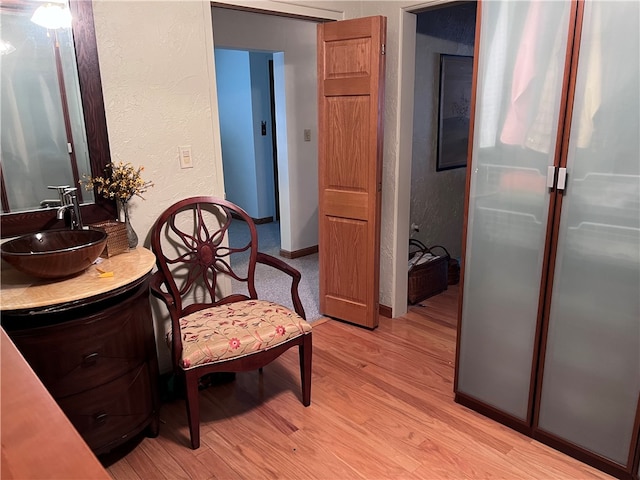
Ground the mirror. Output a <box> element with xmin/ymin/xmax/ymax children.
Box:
<box><xmin>0</xmin><ymin>0</ymin><xmax>115</xmax><ymax>238</ymax></box>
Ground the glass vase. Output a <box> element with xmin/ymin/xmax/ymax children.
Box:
<box><xmin>118</xmin><ymin>199</ymin><xmax>138</xmax><ymax>249</ymax></box>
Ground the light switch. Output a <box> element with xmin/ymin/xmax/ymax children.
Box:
<box><xmin>304</xmin><ymin>129</ymin><xmax>311</xmax><ymax>142</ymax></box>
<box><xmin>179</xmin><ymin>145</ymin><xmax>193</xmax><ymax>169</ymax></box>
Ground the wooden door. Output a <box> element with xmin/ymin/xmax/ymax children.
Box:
<box><xmin>317</xmin><ymin>16</ymin><xmax>386</xmax><ymax>329</ymax></box>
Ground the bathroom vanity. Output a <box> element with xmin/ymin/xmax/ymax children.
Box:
<box><xmin>0</xmin><ymin>248</ymin><xmax>159</xmax><ymax>456</ymax></box>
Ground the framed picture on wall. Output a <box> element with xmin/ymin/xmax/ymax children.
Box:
<box><xmin>436</xmin><ymin>54</ymin><xmax>473</xmax><ymax>171</ymax></box>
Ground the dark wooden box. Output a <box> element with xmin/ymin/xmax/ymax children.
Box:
<box><xmin>408</xmin><ymin>254</ymin><xmax>448</xmax><ymax>304</ymax></box>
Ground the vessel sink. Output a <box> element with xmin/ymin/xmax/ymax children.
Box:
<box><xmin>1</xmin><ymin>228</ymin><xmax>107</xmax><ymax>279</ymax></box>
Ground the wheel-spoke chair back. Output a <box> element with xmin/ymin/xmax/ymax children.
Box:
<box><xmin>150</xmin><ymin>196</ymin><xmax>312</xmax><ymax>449</ymax></box>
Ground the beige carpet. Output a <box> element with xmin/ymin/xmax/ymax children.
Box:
<box><xmin>229</xmin><ymin>221</ymin><xmax>321</xmax><ymax>322</ymax></box>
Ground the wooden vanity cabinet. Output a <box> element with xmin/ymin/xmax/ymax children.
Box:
<box><xmin>1</xmin><ymin>273</ymin><xmax>160</xmax><ymax>456</ymax></box>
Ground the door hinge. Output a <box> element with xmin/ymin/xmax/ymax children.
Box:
<box><xmin>67</xmin><ymin>142</ymin><xmax>73</xmax><ymax>154</ymax></box>
<box><xmin>381</xmin><ymin>44</ymin><xmax>385</xmax><ymax>55</ymax></box>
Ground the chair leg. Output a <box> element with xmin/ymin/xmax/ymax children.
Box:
<box><xmin>184</xmin><ymin>373</ymin><xmax>201</xmax><ymax>449</ymax></box>
<box><xmin>299</xmin><ymin>333</ymin><xmax>312</xmax><ymax>406</ymax></box>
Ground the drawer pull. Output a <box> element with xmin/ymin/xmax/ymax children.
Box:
<box><xmin>81</xmin><ymin>352</ymin><xmax>99</xmax><ymax>367</ymax></box>
<box><xmin>94</xmin><ymin>412</ymin><xmax>108</xmax><ymax>425</ymax></box>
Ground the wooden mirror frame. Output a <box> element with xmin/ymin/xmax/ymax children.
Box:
<box><xmin>0</xmin><ymin>0</ymin><xmax>116</xmax><ymax>238</ymax></box>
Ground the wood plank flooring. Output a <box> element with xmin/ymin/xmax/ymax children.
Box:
<box><xmin>105</xmin><ymin>286</ymin><xmax>612</xmax><ymax>479</ymax></box>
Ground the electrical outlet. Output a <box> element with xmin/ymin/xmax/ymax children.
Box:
<box><xmin>179</xmin><ymin>145</ymin><xmax>193</xmax><ymax>169</ymax></box>
<box><xmin>304</xmin><ymin>129</ymin><xmax>311</xmax><ymax>142</ymax></box>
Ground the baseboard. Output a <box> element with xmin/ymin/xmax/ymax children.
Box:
<box><xmin>280</xmin><ymin>245</ymin><xmax>318</xmax><ymax>259</ymax></box>
<box><xmin>313</xmin><ymin>305</ymin><xmax>393</xmax><ymax>320</ymax></box>
<box><xmin>312</xmin><ymin>308</ymin><xmax>391</xmax><ymax>323</ymax></box>
<box><xmin>310</xmin><ymin>317</ymin><xmax>331</xmax><ymax>327</ymax></box>
<box><xmin>379</xmin><ymin>304</ymin><xmax>392</xmax><ymax>318</ymax></box>
<box><xmin>230</xmin><ymin>212</ymin><xmax>273</xmax><ymax>225</ymax></box>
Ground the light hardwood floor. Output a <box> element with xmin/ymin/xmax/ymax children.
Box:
<box><xmin>105</xmin><ymin>286</ymin><xmax>612</xmax><ymax>479</ymax></box>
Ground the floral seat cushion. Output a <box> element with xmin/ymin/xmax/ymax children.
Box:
<box><xmin>169</xmin><ymin>299</ymin><xmax>312</xmax><ymax>370</ymax></box>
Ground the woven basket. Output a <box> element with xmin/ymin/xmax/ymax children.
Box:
<box><xmin>408</xmin><ymin>240</ymin><xmax>449</xmax><ymax>304</ymax></box>
<box><xmin>90</xmin><ymin>220</ymin><xmax>129</xmax><ymax>258</ymax></box>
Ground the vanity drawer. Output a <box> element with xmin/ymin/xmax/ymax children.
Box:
<box><xmin>57</xmin><ymin>363</ymin><xmax>154</xmax><ymax>453</ymax></box>
<box><xmin>7</xmin><ymin>287</ymin><xmax>154</xmax><ymax>398</ymax></box>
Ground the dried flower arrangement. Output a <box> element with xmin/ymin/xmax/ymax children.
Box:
<box><xmin>81</xmin><ymin>162</ymin><xmax>154</xmax><ymax>250</ymax></box>
<box><xmin>81</xmin><ymin>162</ymin><xmax>153</xmax><ymax>202</ymax></box>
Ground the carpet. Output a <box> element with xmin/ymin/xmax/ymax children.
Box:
<box><xmin>228</xmin><ymin>221</ymin><xmax>321</xmax><ymax>322</ymax></box>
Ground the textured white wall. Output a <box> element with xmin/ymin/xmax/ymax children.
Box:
<box><xmin>93</xmin><ymin>0</ymin><xmax>223</xmax><ymax>371</ymax></box>
<box><xmin>93</xmin><ymin>0</ymin><xmax>223</xmax><ymax>236</ymax></box>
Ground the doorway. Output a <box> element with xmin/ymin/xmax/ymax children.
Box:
<box><xmin>211</xmin><ymin>5</ymin><xmax>322</xmax><ymax>255</ymax></box>
<box><xmin>407</xmin><ymin>3</ymin><xmax>476</xmax><ymax>311</ymax></box>
<box><xmin>211</xmin><ymin>6</ymin><xmax>325</xmax><ymax>321</ymax></box>
<box><xmin>210</xmin><ymin>2</ymin><xmax>475</xmax><ymax>319</ymax></box>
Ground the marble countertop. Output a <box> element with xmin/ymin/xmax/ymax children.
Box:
<box><xmin>0</xmin><ymin>247</ymin><xmax>155</xmax><ymax>312</ymax></box>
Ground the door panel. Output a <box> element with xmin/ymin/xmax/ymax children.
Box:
<box><xmin>318</xmin><ymin>16</ymin><xmax>386</xmax><ymax>329</ymax></box>
<box><xmin>323</xmin><ymin>217</ymin><xmax>368</xmax><ymax>321</ymax></box>
<box><xmin>325</xmin><ymin>97</ymin><xmax>369</xmax><ymax>193</ymax></box>
<box><xmin>536</xmin><ymin>1</ymin><xmax>640</xmax><ymax>466</ymax></box>
<box><xmin>456</xmin><ymin>1</ymin><xmax>572</xmax><ymax>420</ymax></box>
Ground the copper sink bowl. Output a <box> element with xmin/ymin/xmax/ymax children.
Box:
<box><xmin>1</xmin><ymin>228</ymin><xmax>107</xmax><ymax>279</ymax></box>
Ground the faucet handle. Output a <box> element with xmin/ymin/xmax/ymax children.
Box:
<box><xmin>62</xmin><ymin>187</ymin><xmax>78</xmax><ymax>202</ymax></box>
<box><xmin>63</xmin><ymin>187</ymin><xmax>83</xmax><ymax>230</ymax></box>
<box><xmin>48</xmin><ymin>185</ymin><xmax>71</xmax><ymax>205</ymax></box>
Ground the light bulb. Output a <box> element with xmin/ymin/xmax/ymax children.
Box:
<box><xmin>30</xmin><ymin>3</ymin><xmax>72</xmax><ymax>30</ymax></box>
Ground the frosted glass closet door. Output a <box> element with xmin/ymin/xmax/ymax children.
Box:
<box><xmin>457</xmin><ymin>1</ymin><xmax>571</xmax><ymax>419</ymax></box>
<box><xmin>537</xmin><ymin>1</ymin><xmax>640</xmax><ymax>466</ymax></box>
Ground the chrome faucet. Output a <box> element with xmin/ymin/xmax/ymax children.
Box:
<box><xmin>56</xmin><ymin>187</ymin><xmax>83</xmax><ymax>230</ymax></box>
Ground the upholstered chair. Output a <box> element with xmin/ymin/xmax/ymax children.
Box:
<box><xmin>150</xmin><ymin>196</ymin><xmax>312</xmax><ymax>449</ymax></box>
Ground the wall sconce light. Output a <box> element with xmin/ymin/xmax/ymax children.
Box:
<box><xmin>30</xmin><ymin>3</ymin><xmax>72</xmax><ymax>30</ymax></box>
